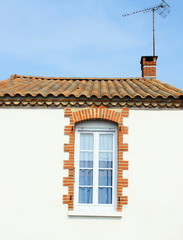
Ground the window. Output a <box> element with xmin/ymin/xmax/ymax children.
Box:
<box><xmin>73</xmin><ymin>120</ymin><xmax>118</xmax><ymax>215</ymax></box>
<box><xmin>64</xmin><ymin>108</ymin><xmax>129</xmax><ymax>217</ymax></box>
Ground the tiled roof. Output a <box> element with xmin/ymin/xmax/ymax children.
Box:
<box><xmin>0</xmin><ymin>75</ymin><xmax>182</xmax><ymax>99</ymax></box>
<box><xmin>0</xmin><ymin>75</ymin><xmax>182</xmax><ymax>108</ymax></box>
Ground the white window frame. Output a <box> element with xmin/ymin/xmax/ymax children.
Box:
<box><xmin>70</xmin><ymin>120</ymin><xmax>120</xmax><ymax>216</ymax></box>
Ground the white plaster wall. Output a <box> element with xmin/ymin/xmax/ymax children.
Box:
<box><xmin>125</xmin><ymin>110</ymin><xmax>183</xmax><ymax>240</ymax></box>
<box><xmin>0</xmin><ymin>109</ymin><xmax>183</xmax><ymax>240</ymax></box>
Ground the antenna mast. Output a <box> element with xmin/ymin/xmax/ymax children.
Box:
<box><xmin>122</xmin><ymin>0</ymin><xmax>170</xmax><ymax>56</ymax></box>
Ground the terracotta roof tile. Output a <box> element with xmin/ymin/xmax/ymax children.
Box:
<box><xmin>0</xmin><ymin>75</ymin><xmax>182</xmax><ymax>100</ymax></box>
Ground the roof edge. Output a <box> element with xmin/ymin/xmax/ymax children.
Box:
<box><xmin>10</xmin><ymin>74</ymin><xmax>149</xmax><ymax>81</ymax></box>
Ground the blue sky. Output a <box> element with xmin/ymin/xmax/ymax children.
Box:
<box><xmin>0</xmin><ymin>0</ymin><xmax>183</xmax><ymax>89</ymax></box>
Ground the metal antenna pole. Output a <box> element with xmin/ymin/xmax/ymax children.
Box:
<box><xmin>153</xmin><ymin>8</ymin><xmax>155</xmax><ymax>56</ymax></box>
<box><xmin>122</xmin><ymin>0</ymin><xmax>170</xmax><ymax>56</ymax></box>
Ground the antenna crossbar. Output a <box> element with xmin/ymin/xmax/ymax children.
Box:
<box><xmin>122</xmin><ymin>4</ymin><xmax>161</xmax><ymax>17</ymax></box>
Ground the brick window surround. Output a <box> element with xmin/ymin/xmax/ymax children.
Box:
<box><xmin>63</xmin><ymin>108</ymin><xmax>129</xmax><ymax>212</ymax></box>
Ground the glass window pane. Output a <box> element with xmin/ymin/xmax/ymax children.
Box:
<box><xmin>98</xmin><ymin>187</ymin><xmax>112</xmax><ymax>204</ymax></box>
<box><xmin>79</xmin><ymin>187</ymin><xmax>93</xmax><ymax>204</ymax></box>
<box><xmin>79</xmin><ymin>169</ymin><xmax>93</xmax><ymax>186</ymax></box>
<box><xmin>99</xmin><ymin>134</ymin><xmax>113</xmax><ymax>150</ymax></box>
<box><xmin>99</xmin><ymin>170</ymin><xmax>112</xmax><ymax>186</ymax></box>
<box><xmin>99</xmin><ymin>152</ymin><xmax>113</xmax><ymax>168</ymax></box>
<box><xmin>80</xmin><ymin>152</ymin><xmax>93</xmax><ymax>168</ymax></box>
<box><xmin>80</xmin><ymin>133</ymin><xmax>93</xmax><ymax>150</ymax></box>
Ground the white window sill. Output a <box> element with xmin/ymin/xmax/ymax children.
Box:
<box><xmin>68</xmin><ymin>211</ymin><xmax>122</xmax><ymax>217</ymax></box>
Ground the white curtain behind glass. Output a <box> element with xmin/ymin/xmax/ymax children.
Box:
<box><xmin>79</xmin><ymin>133</ymin><xmax>93</xmax><ymax>204</ymax></box>
<box><xmin>99</xmin><ymin>134</ymin><xmax>113</xmax><ymax>204</ymax></box>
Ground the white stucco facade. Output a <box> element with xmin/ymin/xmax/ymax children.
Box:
<box><xmin>0</xmin><ymin>108</ymin><xmax>183</xmax><ymax>240</ymax></box>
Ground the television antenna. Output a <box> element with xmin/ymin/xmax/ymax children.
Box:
<box><xmin>122</xmin><ymin>0</ymin><xmax>170</xmax><ymax>56</ymax></box>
